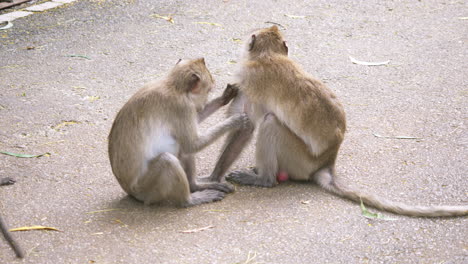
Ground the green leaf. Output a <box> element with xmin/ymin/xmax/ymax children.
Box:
<box><xmin>360</xmin><ymin>199</ymin><xmax>397</xmax><ymax>221</ymax></box>
<box><xmin>66</xmin><ymin>54</ymin><xmax>91</xmax><ymax>60</ymax></box>
<box><xmin>0</xmin><ymin>151</ymin><xmax>50</xmax><ymax>158</ymax></box>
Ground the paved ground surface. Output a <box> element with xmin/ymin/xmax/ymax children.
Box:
<box><xmin>1</xmin><ymin>0</ymin><xmax>467</xmax><ymax>263</ymax></box>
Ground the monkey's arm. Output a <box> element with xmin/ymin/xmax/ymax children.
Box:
<box><xmin>197</xmin><ymin>98</ymin><xmax>224</xmax><ymax>123</ymax></box>
<box><xmin>181</xmin><ymin>114</ymin><xmax>248</xmax><ymax>154</ymax></box>
<box><xmin>197</xmin><ymin>84</ymin><xmax>239</xmax><ymax>123</ymax></box>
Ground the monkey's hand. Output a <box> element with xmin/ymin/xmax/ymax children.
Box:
<box><xmin>0</xmin><ymin>177</ymin><xmax>16</xmax><ymax>186</ymax></box>
<box><xmin>242</xmin><ymin>114</ymin><xmax>254</xmax><ymax>131</ymax></box>
<box><xmin>220</xmin><ymin>83</ymin><xmax>239</xmax><ymax>105</ymax></box>
<box><xmin>230</xmin><ymin>113</ymin><xmax>252</xmax><ymax>130</ymax></box>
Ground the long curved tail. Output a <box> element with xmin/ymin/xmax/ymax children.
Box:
<box><xmin>315</xmin><ymin>174</ymin><xmax>468</xmax><ymax>217</ymax></box>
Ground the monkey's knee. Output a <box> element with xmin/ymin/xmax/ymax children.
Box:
<box><xmin>133</xmin><ymin>153</ymin><xmax>190</xmax><ymax>205</ymax></box>
<box><xmin>259</xmin><ymin>113</ymin><xmax>281</xmax><ymax>131</ymax></box>
<box><xmin>263</xmin><ymin>112</ymin><xmax>277</xmax><ymax>122</ymax></box>
<box><xmin>257</xmin><ymin>113</ymin><xmax>282</xmax><ymax>145</ymax></box>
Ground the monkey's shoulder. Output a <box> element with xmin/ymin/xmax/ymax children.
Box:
<box><xmin>244</xmin><ymin>55</ymin><xmax>293</xmax><ymax>71</ymax></box>
<box><xmin>132</xmin><ymin>83</ymin><xmax>190</xmax><ymax>107</ymax></box>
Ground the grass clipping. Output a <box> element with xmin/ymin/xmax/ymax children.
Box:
<box><xmin>0</xmin><ymin>151</ymin><xmax>50</xmax><ymax>158</ymax></box>
<box><xmin>10</xmin><ymin>226</ymin><xmax>60</xmax><ymax>232</ymax></box>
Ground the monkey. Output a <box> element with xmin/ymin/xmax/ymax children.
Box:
<box><xmin>1</xmin><ymin>179</ymin><xmax>24</xmax><ymax>258</ymax></box>
<box><xmin>218</xmin><ymin>26</ymin><xmax>468</xmax><ymax>217</ymax></box>
<box><xmin>108</xmin><ymin>58</ymin><xmax>249</xmax><ymax>207</ymax></box>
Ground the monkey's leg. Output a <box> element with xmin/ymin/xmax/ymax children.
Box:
<box><xmin>180</xmin><ymin>154</ymin><xmax>234</xmax><ymax>193</ymax></box>
<box><xmin>207</xmin><ymin>123</ymin><xmax>255</xmax><ymax>182</ymax></box>
<box><xmin>205</xmin><ymin>92</ymin><xmax>255</xmax><ymax>182</ymax></box>
<box><xmin>133</xmin><ymin>153</ymin><xmax>225</xmax><ymax>207</ymax></box>
<box><xmin>226</xmin><ymin>114</ymin><xmax>279</xmax><ymax>187</ymax></box>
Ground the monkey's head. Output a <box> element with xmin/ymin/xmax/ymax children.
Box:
<box><xmin>171</xmin><ymin>58</ymin><xmax>215</xmax><ymax>111</ymax></box>
<box><xmin>246</xmin><ymin>26</ymin><xmax>288</xmax><ymax>57</ymax></box>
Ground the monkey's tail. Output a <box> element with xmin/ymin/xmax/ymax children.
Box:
<box><xmin>315</xmin><ymin>176</ymin><xmax>468</xmax><ymax>217</ymax></box>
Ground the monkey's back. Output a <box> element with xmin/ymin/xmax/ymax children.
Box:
<box><xmin>108</xmin><ymin>80</ymin><xmax>188</xmax><ymax>194</ymax></box>
<box><xmin>241</xmin><ymin>55</ymin><xmax>346</xmax><ymax>156</ymax></box>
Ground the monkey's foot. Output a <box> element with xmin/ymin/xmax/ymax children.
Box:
<box><xmin>197</xmin><ymin>175</ymin><xmax>217</xmax><ymax>183</ymax></box>
<box><xmin>226</xmin><ymin>169</ymin><xmax>275</xmax><ymax>187</ymax></box>
<box><xmin>0</xmin><ymin>177</ymin><xmax>16</xmax><ymax>186</ymax></box>
<box><xmin>186</xmin><ymin>189</ymin><xmax>226</xmax><ymax>207</ymax></box>
<box><xmin>192</xmin><ymin>182</ymin><xmax>234</xmax><ymax>193</ymax></box>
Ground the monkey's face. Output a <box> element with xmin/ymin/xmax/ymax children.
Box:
<box><xmin>246</xmin><ymin>26</ymin><xmax>288</xmax><ymax>56</ymax></box>
<box><xmin>191</xmin><ymin>77</ymin><xmax>214</xmax><ymax>112</ymax></box>
<box><xmin>173</xmin><ymin>58</ymin><xmax>215</xmax><ymax>111</ymax></box>
<box><xmin>186</xmin><ymin>58</ymin><xmax>215</xmax><ymax>111</ymax></box>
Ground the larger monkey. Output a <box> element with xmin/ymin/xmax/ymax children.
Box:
<box><xmin>213</xmin><ymin>26</ymin><xmax>467</xmax><ymax>217</ymax></box>
<box><xmin>108</xmin><ymin>58</ymin><xmax>248</xmax><ymax>207</ymax></box>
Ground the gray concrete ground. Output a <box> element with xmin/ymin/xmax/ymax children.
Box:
<box><xmin>1</xmin><ymin>0</ymin><xmax>467</xmax><ymax>263</ymax></box>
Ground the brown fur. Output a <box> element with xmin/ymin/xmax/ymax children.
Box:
<box><xmin>226</xmin><ymin>26</ymin><xmax>468</xmax><ymax>217</ymax></box>
<box><xmin>108</xmin><ymin>58</ymin><xmax>247</xmax><ymax>206</ymax></box>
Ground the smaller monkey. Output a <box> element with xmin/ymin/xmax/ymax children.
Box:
<box><xmin>108</xmin><ymin>58</ymin><xmax>248</xmax><ymax>207</ymax></box>
<box><xmin>1</xmin><ymin>179</ymin><xmax>24</xmax><ymax>258</ymax></box>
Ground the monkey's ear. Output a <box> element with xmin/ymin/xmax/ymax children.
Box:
<box><xmin>270</xmin><ymin>25</ymin><xmax>279</xmax><ymax>32</ymax></box>
<box><xmin>283</xmin><ymin>41</ymin><xmax>288</xmax><ymax>55</ymax></box>
<box><xmin>248</xmin><ymin>34</ymin><xmax>256</xmax><ymax>51</ymax></box>
<box><xmin>187</xmin><ymin>73</ymin><xmax>201</xmax><ymax>94</ymax></box>
<box><xmin>176</xmin><ymin>59</ymin><xmax>182</xmax><ymax>65</ymax></box>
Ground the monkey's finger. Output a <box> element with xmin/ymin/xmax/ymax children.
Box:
<box><xmin>225</xmin><ymin>170</ymin><xmax>254</xmax><ymax>185</ymax></box>
<box><xmin>211</xmin><ymin>182</ymin><xmax>235</xmax><ymax>193</ymax></box>
<box><xmin>222</xmin><ymin>84</ymin><xmax>239</xmax><ymax>104</ymax></box>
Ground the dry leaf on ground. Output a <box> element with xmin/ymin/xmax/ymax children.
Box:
<box><xmin>180</xmin><ymin>225</ymin><xmax>214</xmax><ymax>233</ymax></box>
<box><xmin>10</xmin><ymin>226</ymin><xmax>60</xmax><ymax>232</ymax></box>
